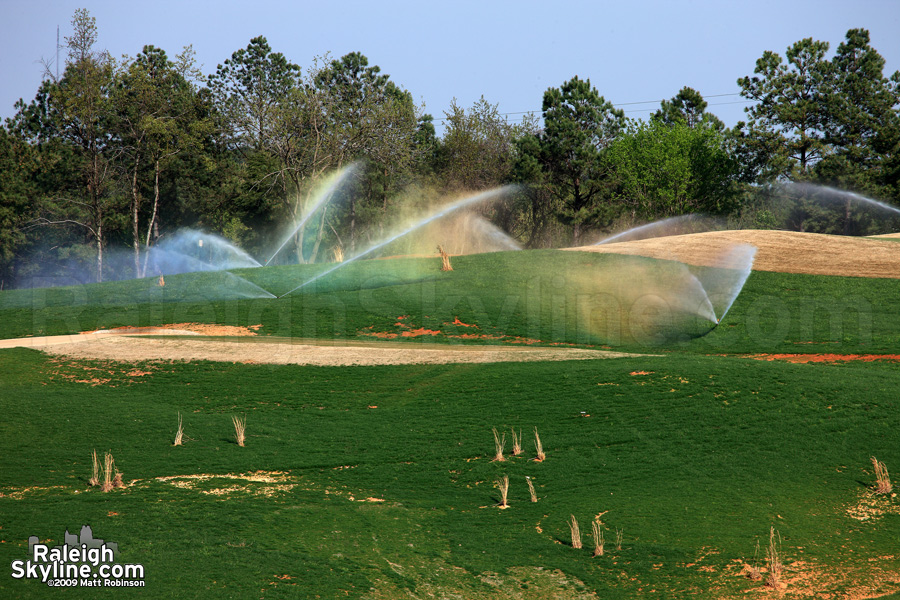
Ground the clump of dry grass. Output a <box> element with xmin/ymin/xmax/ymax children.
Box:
<box><xmin>744</xmin><ymin>538</ymin><xmax>763</xmax><ymax>581</ymax></box>
<box><xmin>333</xmin><ymin>245</ymin><xmax>344</xmax><ymax>263</ymax></box>
<box><xmin>872</xmin><ymin>456</ymin><xmax>893</xmax><ymax>494</ymax></box>
<box><xmin>438</xmin><ymin>245</ymin><xmax>453</xmax><ymax>271</ymax></box>
<box><xmin>491</xmin><ymin>427</ymin><xmax>506</xmax><ymax>462</ymax></box>
<box><xmin>496</xmin><ymin>475</ymin><xmax>509</xmax><ymax>508</ymax></box>
<box><xmin>100</xmin><ymin>452</ymin><xmax>116</xmax><ymax>493</ymax></box>
<box><xmin>591</xmin><ymin>519</ymin><xmax>604</xmax><ymax>557</ymax></box>
<box><xmin>89</xmin><ymin>449</ymin><xmax>100</xmax><ymax>487</ymax></box>
<box><xmin>569</xmin><ymin>515</ymin><xmax>582</xmax><ymax>549</ymax></box>
<box><xmin>526</xmin><ymin>476</ymin><xmax>538</xmax><ymax>502</ymax></box>
<box><xmin>533</xmin><ymin>427</ymin><xmax>545</xmax><ymax>462</ymax></box>
<box><xmin>511</xmin><ymin>428</ymin><xmax>522</xmax><ymax>456</ymax></box>
<box><xmin>615</xmin><ymin>528</ymin><xmax>624</xmax><ymax>552</ymax></box>
<box><xmin>765</xmin><ymin>527</ymin><xmax>784</xmax><ymax>590</ymax></box>
<box><xmin>89</xmin><ymin>450</ymin><xmax>123</xmax><ymax>492</ymax></box>
<box><xmin>233</xmin><ymin>415</ymin><xmax>246</xmax><ymax>447</ymax></box>
<box><xmin>173</xmin><ymin>412</ymin><xmax>184</xmax><ymax>446</ymax></box>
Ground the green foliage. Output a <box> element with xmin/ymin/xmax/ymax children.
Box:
<box><xmin>606</xmin><ymin>119</ymin><xmax>740</xmax><ymax>219</ymax></box>
<box><xmin>3</xmin><ymin>14</ymin><xmax>900</xmax><ymax>289</ymax></box>
<box><xmin>518</xmin><ymin>76</ymin><xmax>626</xmax><ymax>244</ymax></box>
<box><xmin>436</xmin><ymin>96</ymin><xmax>537</xmax><ymax>191</ymax></box>
<box><xmin>652</xmin><ymin>86</ymin><xmax>724</xmax><ymax>130</ymax></box>
<box><xmin>737</xmin><ymin>37</ymin><xmax>831</xmax><ymax>179</ymax></box>
<box><xmin>815</xmin><ymin>29</ymin><xmax>900</xmax><ymax>198</ymax></box>
<box><xmin>113</xmin><ymin>44</ymin><xmax>213</xmax><ymax>276</ymax></box>
<box><xmin>736</xmin><ymin>28</ymin><xmax>900</xmax><ymax>199</ymax></box>
<box><xmin>9</xmin><ymin>8</ymin><xmax>120</xmax><ymax>283</ymax></box>
<box><xmin>0</xmin><ymin>127</ymin><xmax>33</xmax><ymax>287</ymax></box>
<box><xmin>207</xmin><ymin>36</ymin><xmax>301</xmax><ymax>152</ymax></box>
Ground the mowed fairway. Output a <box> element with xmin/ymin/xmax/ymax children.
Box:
<box><xmin>1</xmin><ymin>236</ymin><xmax>900</xmax><ymax>598</ymax></box>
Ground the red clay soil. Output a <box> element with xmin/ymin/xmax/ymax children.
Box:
<box><xmin>82</xmin><ymin>323</ymin><xmax>262</xmax><ymax>336</ymax></box>
<box><xmin>745</xmin><ymin>353</ymin><xmax>900</xmax><ymax>364</ymax></box>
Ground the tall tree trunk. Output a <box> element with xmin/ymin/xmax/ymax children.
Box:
<box><xmin>309</xmin><ymin>206</ymin><xmax>328</xmax><ymax>264</ymax></box>
<box><xmin>349</xmin><ymin>196</ymin><xmax>356</xmax><ymax>254</ymax></box>
<box><xmin>131</xmin><ymin>153</ymin><xmax>141</xmax><ymax>277</ymax></box>
<box><xmin>96</xmin><ymin>207</ymin><xmax>104</xmax><ymax>283</ymax></box>
<box><xmin>91</xmin><ymin>152</ymin><xmax>104</xmax><ymax>283</ymax></box>
<box><xmin>294</xmin><ymin>200</ymin><xmax>307</xmax><ymax>264</ymax></box>
<box><xmin>142</xmin><ymin>159</ymin><xmax>161</xmax><ymax>277</ymax></box>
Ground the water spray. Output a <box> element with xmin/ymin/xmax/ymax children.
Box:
<box><xmin>595</xmin><ymin>214</ymin><xmax>717</xmax><ymax>245</ymax></box>
<box><xmin>695</xmin><ymin>243</ymin><xmax>757</xmax><ymax>326</ymax></box>
<box><xmin>264</xmin><ymin>164</ymin><xmax>358</xmax><ymax>267</ymax></box>
<box><xmin>782</xmin><ymin>182</ymin><xmax>900</xmax><ymax>218</ymax></box>
<box><xmin>277</xmin><ymin>185</ymin><xmax>517</xmax><ymax>298</ymax></box>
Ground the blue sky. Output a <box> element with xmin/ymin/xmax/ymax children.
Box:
<box><xmin>2</xmin><ymin>0</ymin><xmax>899</xmax><ymax>134</ymax></box>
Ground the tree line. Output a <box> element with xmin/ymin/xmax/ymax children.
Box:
<box><xmin>1</xmin><ymin>9</ymin><xmax>898</xmax><ymax>288</ymax></box>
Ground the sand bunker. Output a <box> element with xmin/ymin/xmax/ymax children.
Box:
<box><xmin>570</xmin><ymin>230</ymin><xmax>900</xmax><ymax>279</ymax></box>
<box><xmin>3</xmin><ymin>332</ymin><xmax>643</xmax><ymax>366</ymax></box>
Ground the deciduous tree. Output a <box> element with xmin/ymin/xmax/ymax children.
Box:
<box><xmin>518</xmin><ymin>76</ymin><xmax>625</xmax><ymax>244</ymax></box>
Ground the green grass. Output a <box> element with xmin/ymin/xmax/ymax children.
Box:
<box><xmin>2</xmin><ymin>249</ymin><xmax>899</xmax><ymax>354</ymax></box>
<box><xmin>2</xmin><ymin>249</ymin><xmax>900</xmax><ymax>597</ymax></box>
<box><xmin>1</xmin><ymin>349</ymin><xmax>899</xmax><ymax>597</ymax></box>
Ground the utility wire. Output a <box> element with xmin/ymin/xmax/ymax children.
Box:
<box><xmin>431</xmin><ymin>93</ymin><xmax>747</xmax><ymax>123</ymax></box>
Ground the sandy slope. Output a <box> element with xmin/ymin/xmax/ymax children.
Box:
<box><xmin>0</xmin><ymin>330</ymin><xmax>643</xmax><ymax>366</ymax></box>
<box><xmin>569</xmin><ymin>230</ymin><xmax>900</xmax><ymax>279</ymax></box>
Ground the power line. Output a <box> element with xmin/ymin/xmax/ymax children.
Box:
<box><xmin>431</xmin><ymin>93</ymin><xmax>745</xmax><ymax>123</ymax></box>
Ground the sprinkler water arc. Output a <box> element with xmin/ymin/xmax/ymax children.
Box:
<box><xmin>696</xmin><ymin>243</ymin><xmax>757</xmax><ymax>326</ymax></box>
<box><xmin>595</xmin><ymin>214</ymin><xmax>717</xmax><ymax>245</ymax></box>
<box><xmin>264</xmin><ymin>164</ymin><xmax>358</xmax><ymax>267</ymax></box>
<box><xmin>276</xmin><ymin>185</ymin><xmax>518</xmax><ymax>298</ymax></box>
<box><xmin>782</xmin><ymin>182</ymin><xmax>900</xmax><ymax>218</ymax></box>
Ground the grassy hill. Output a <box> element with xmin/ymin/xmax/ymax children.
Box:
<box><xmin>1</xmin><ymin>249</ymin><xmax>899</xmax><ymax>598</ymax></box>
<box><xmin>2</xmin><ymin>249</ymin><xmax>898</xmax><ymax>354</ymax></box>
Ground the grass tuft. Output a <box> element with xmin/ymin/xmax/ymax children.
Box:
<box><xmin>745</xmin><ymin>538</ymin><xmax>763</xmax><ymax>581</ymax></box>
<box><xmin>438</xmin><ymin>245</ymin><xmax>452</xmax><ymax>271</ymax></box>
<box><xmin>100</xmin><ymin>452</ymin><xmax>115</xmax><ymax>493</ymax></box>
<box><xmin>533</xmin><ymin>427</ymin><xmax>545</xmax><ymax>462</ymax></box>
<box><xmin>173</xmin><ymin>412</ymin><xmax>184</xmax><ymax>446</ymax></box>
<box><xmin>511</xmin><ymin>428</ymin><xmax>522</xmax><ymax>456</ymax></box>
<box><xmin>765</xmin><ymin>527</ymin><xmax>784</xmax><ymax>590</ymax></box>
<box><xmin>491</xmin><ymin>427</ymin><xmax>506</xmax><ymax>462</ymax></box>
<box><xmin>495</xmin><ymin>475</ymin><xmax>509</xmax><ymax>508</ymax></box>
<box><xmin>569</xmin><ymin>515</ymin><xmax>582</xmax><ymax>549</ymax></box>
<box><xmin>592</xmin><ymin>519</ymin><xmax>604</xmax><ymax>557</ymax></box>
<box><xmin>872</xmin><ymin>456</ymin><xmax>893</xmax><ymax>494</ymax></box>
<box><xmin>233</xmin><ymin>415</ymin><xmax>246</xmax><ymax>447</ymax></box>
<box><xmin>89</xmin><ymin>449</ymin><xmax>100</xmax><ymax>487</ymax></box>
<box><xmin>615</xmin><ymin>528</ymin><xmax>623</xmax><ymax>552</ymax></box>
<box><xmin>526</xmin><ymin>476</ymin><xmax>537</xmax><ymax>502</ymax></box>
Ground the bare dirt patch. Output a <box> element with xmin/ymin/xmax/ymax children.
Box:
<box><xmin>84</xmin><ymin>322</ymin><xmax>262</xmax><ymax>336</ymax></box>
<box><xmin>569</xmin><ymin>230</ymin><xmax>900</xmax><ymax>279</ymax></box>
<box><xmin>744</xmin><ymin>354</ymin><xmax>900</xmax><ymax>364</ymax></box>
<box><xmin>845</xmin><ymin>489</ymin><xmax>900</xmax><ymax>522</ymax></box>
<box><xmin>720</xmin><ymin>553</ymin><xmax>900</xmax><ymax>599</ymax></box>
